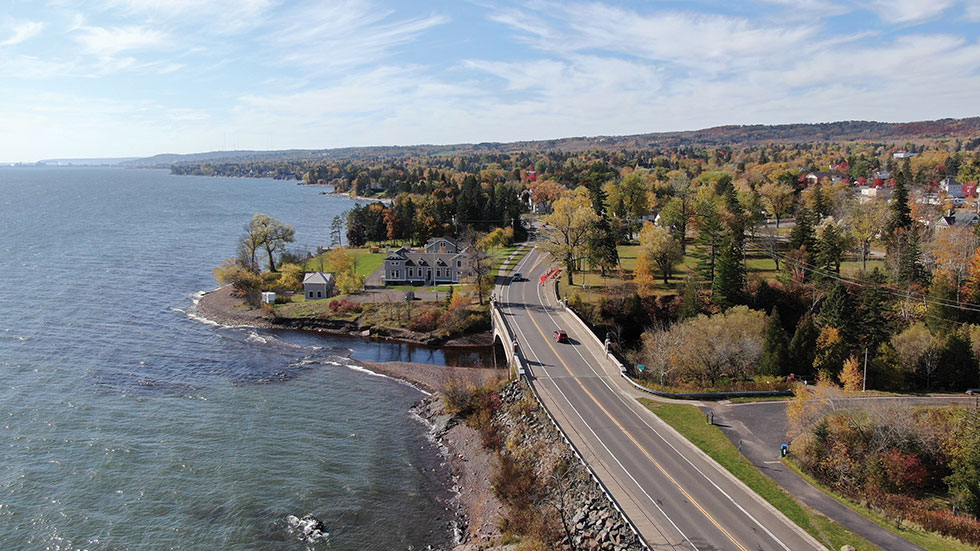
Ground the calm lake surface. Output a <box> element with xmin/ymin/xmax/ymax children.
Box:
<box><xmin>0</xmin><ymin>167</ymin><xmax>454</xmax><ymax>550</ymax></box>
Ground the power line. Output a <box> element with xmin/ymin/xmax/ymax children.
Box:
<box><xmin>751</xmin><ymin>244</ymin><xmax>980</xmax><ymax>321</ymax></box>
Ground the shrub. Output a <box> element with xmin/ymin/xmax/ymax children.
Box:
<box><xmin>408</xmin><ymin>308</ymin><xmax>439</xmax><ymax>332</ymax></box>
<box><xmin>329</xmin><ymin>298</ymin><xmax>362</xmax><ymax>314</ymax></box>
<box><xmin>441</xmin><ymin>378</ymin><xmax>474</xmax><ymax>414</ymax></box>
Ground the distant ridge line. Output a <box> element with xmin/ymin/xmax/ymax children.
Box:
<box><xmin>125</xmin><ymin>116</ymin><xmax>980</xmax><ymax>167</ymax></box>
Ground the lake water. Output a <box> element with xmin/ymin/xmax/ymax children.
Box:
<box><xmin>0</xmin><ymin>167</ymin><xmax>455</xmax><ymax>550</ymax></box>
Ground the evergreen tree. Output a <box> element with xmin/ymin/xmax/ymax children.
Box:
<box><xmin>937</xmin><ymin>332</ymin><xmax>977</xmax><ymax>391</ymax></box>
<box><xmin>788</xmin><ymin>312</ymin><xmax>819</xmax><ymax>378</ymax></box>
<box><xmin>895</xmin><ymin>229</ymin><xmax>927</xmax><ymax>286</ymax></box>
<box><xmin>712</xmin><ymin>237</ymin><xmax>745</xmax><ymax>309</ymax></box>
<box><xmin>886</xmin><ymin>167</ymin><xmax>913</xmax><ymax>237</ymax></box>
<box><xmin>760</xmin><ymin>309</ymin><xmax>790</xmax><ymax>376</ymax></box>
<box><xmin>789</xmin><ymin>206</ymin><xmax>817</xmax><ymax>252</ymax></box>
<box><xmin>857</xmin><ymin>268</ymin><xmax>892</xmax><ymax>352</ymax></box>
<box><xmin>818</xmin><ymin>282</ymin><xmax>855</xmax><ymax>338</ymax></box>
<box><xmin>677</xmin><ymin>277</ymin><xmax>701</xmax><ymax>320</ymax></box>
<box><xmin>926</xmin><ymin>274</ymin><xmax>959</xmax><ymax>333</ymax></box>
<box><xmin>815</xmin><ymin>223</ymin><xmax>845</xmax><ymax>276</ymax></box>
<box><xmin>457</xmin><ymin>174</ymin><xmax>483</xmax><ymax>228</ymax></box>
<box><xmin>694</xmin><ymin>206</ymin><xmax>725</xmax><ymax>284</ymax></box>
<box><xmin>586</xmin><ymin>217</ymin><xmax>620</xmax><ymax>277</ymax></box>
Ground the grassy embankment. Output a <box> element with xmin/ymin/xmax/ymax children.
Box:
<box><xmin>782</xmin><ymin>457</ymin><xmax>977</xmax><ymax>551</ymax></box>
<box><xmin>642</xmin><ymin>400</ymin><xmax>976</xmax><ymax>551</ymax></box>
<box><xmin>640</xmin><ymin>399</ymin><xmax>882</xmax><ymax>551</ymax></box>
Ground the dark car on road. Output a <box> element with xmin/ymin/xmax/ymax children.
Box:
<box><xmin>512</xmin><ymin>272</ymin><xmax>522</xmax><ymax>282</ymax></box>
<box><xmin>553</xmin><ymin>329</ymin><xmax>568</xmax><ymax>343</ymax></box>
<box><xmin>967</xmin><ymin>388</ymin><xmax>980</xmax><ymax>395</ymax></box>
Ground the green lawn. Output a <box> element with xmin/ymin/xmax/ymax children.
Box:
<box><xmin>640</xmin><ymin>400</ymin><xmax>883</xmax><ymax>551</ymax></box>
<box><xmin>489</xmin><ymin>245</ymin><xmax>521</xmax><ymax>272</ymax></box>
<box><xmin>304</xmin><ymin>247</ymin><xmax>386</xmax><ymax>278</ymax></box>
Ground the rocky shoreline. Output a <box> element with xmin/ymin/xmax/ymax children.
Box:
<box><xmin>192</xmin><ymin>286</ymin><xmax>641</xmax><ymax>550</ymax></box>
<box><xmin>415</xmin><ymin>381</ymin><xmax>644</xmax><ymax>551</ymax></box>
<box><xmin>194</xmin><ymin>285</ymin><xmax>492</xmax><ymax>347</ymax></box>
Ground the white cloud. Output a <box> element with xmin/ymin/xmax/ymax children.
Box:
<box><xmin>866</xmin><ymin>0</ymin><xmax>957</xmax><ymax>23</ymax></box>
<box><xmin>0</xmin><ymin>21</ymin><xmax>45</xmax><ymax>46</ymax></box>
<box><xmin>490</xmin><ymin>2</ymin><xmax>818</xmax><ymax>73</ymax></box>
<box><xmin>964</xmin><ymin>0</ymin><xmax>980</xmax><ymax>21</ymax></box>
<box><xmin>267</xmin><ymin>1</ymin><xmax>449</xmax><ymax>73</ymax></box>
<box><xmin>99</xmin><ymin>0</ymin><xmax>277</xmax><ymax>33</ymax></box>
<box><xmin>73</xmin><ymin>24</ymin><xmax>169</xmax><ymax>56</ymax></box>
<box><xmin>753</xmin><ymin>0</ymin><xmax>848</xmax><ymax>14</ymax></box>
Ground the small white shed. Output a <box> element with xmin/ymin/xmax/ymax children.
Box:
<box><xmin>261</xmin><ymin>292</ymin><xmax>276</xmax><ymax>304</ymax></box>
<box><xmin>303</xmin><ymin>272</ymin><xmax>335</xmax><ymax>300</ymax></box>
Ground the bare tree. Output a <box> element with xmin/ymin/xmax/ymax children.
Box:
<box><xmin>540</xmin><ymin>458</ymin><xmax>580</xmax><ymax>551</ymax></box>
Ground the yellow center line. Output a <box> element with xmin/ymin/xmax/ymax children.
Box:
<box><xmin>522</xmin><ymin>288</ymin><xmax>749</xmax><ymax>551</ymax></box>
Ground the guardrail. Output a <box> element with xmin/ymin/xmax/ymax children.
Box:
<box><xmin>493</xmin><ymin>288</ymin><xmax>649</xmax><ymax>549</ymax></box>
<box><xmin>519</xmin><ymin>361</ymin><xmax>651</xmax><ymax>551</ymax></box>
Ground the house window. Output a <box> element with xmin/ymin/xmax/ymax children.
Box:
<box><xmin>457</xmin><ymin>260</ymin><xmax>461</xmax><ymax>267</ymax></box>
<box><xmin>317</xmin><ymin>291</ymin><xmax>322</xmax><ymax>298</ymax></box>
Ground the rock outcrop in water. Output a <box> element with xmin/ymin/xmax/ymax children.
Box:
<box><xmin>286</xmin><ymin>514</ymin><xmax>328</xmax><ymax>543</ymax></box>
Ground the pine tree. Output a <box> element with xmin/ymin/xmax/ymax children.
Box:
<box><xmin>938</xmin><ymin>332</ymin><xmax>977</xmax><ymax>391</ymax></box>
<box><xmin>694</xmin><ymin>207</ymin><xmax>725</xmax><ymax>284</ymax></box>
<box><xmin>926</xmin><ymin>274</ymin><xmax>959</xmax><ymax>333</ymax></box>
<box><xmin>788</xmin><ymin>313</ymin><xmax>819</xmax><ymax>378</ymax></box>
<box><xmin>677</xmin><ymin>276</ymin><xmax>700</xmax><ymax>320</ymax></box>
<box><xmin>886</xmin><ymin>168</ymin><xmax>913</xmax><ymax>238</ymax></box>
<box><xmin>895</xmin><ymin>229</ymin><xmax>927</xmax><ymax>286</ymax></box>
<box><xmin>857</xmin><ymin>268</ymin><xmax>892</xmax><ymax>352</ymax></box>
<box><xmin>760</xmin><ymin>309</ymin><xmax>790</xmax><ymax>377</ymax></box>
<box><xmin>818</xmin><ymin>282</ymin><xmax>855</xmax><ymax>337</ymax></box>
<box><xmin>712</xmin><ymin>237</ymin><xmax>744</xmax><ymax>309</ymax></box>
<box><xmin>815</xmin><ymin>224</ymin><xmax>845</xmax><ymax>276</ymax></box>
<box><xmin>946</xmin><ymin>407</ymin><xmax>980</xmax><ymax>516</ymax></box>
<box><xmin>586</xmin><ymin>217</ymin><xmax>619</xmax><ymax>277</ymax></box>
<box><xmin>789</xmin><ymin>206</ymin><xmax>817</xmax><ymax>252</ymax></box>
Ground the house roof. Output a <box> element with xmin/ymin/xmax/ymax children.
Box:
<box><xmin>303</xmin><ymin>271</ymin><xmax>334</xmax><ymax>284</ymax></box>
<box><xmin>938</xmin><ymin>211</ymin><xmax>979</xmax><ymax>227</ymax></box>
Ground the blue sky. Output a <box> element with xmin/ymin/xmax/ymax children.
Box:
<box><xmin>3</xmin><ymin>0</ymin><xmax>980</xmax><ymax>161</ymax></box>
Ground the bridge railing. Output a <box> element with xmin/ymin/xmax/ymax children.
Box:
<box><xmin>491</xmin><ymin>296</ymin><xmax>650</xmax><ymax>551</ymax></box>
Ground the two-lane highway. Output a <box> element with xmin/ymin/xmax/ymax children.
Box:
<box><xmin>497</xmin><ymin>247</ymin><xmax>825</xmax><ymax>551</ymax></box>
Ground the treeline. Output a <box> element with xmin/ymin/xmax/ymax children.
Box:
<box><xmin>340</xmin><ymin>173</ymin><xmax>527</xmax><ymax>246</ymax></box>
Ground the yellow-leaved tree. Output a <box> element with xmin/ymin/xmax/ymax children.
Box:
<box><xmin>540</xmin><ymin>188</ymin><xmax>599</xmax><ymax>286</ymax></box>
<box><xmin>637</xmin><ymin>222</ymin><xmax>683</xmax><ymax>286</ymax></box>
<box><xmin>839</xmin><ymin>354</ymin><xmax>863</xmax><ymax>391</ymax></box>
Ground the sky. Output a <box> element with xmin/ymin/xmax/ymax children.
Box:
<box><xmin>3</xmin><ymin>0</ymin><xmax>980</xmax><ymax>161</ymax></box>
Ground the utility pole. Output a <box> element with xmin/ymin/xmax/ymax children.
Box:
<box><xmin>862</xmin><ymin>347</ymin><xmax>868</xmax><ymax>392</ymax></box>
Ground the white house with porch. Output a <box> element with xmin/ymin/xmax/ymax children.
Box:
<box><xmin>383</xmin><ymin>238</ymin><xmax>473</xmax><ymax>285</ymax></box>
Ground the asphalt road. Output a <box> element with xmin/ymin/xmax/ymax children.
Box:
<box><xmin>497</xmin><ymin>247</ymin><xmax>825</xmax><ymax>551</ymax></box>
